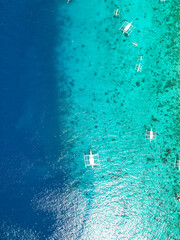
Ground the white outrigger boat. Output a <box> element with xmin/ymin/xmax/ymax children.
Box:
<box><xmin>119</xmin><ymin>21</ymin><xmax>135</xmax><ymax>36</ymax></box>
<box><xmin>138</xmin><ymin>55</ymin><xmax>143</xmax><ymax>61</ymax></box>
<box><xmin>175</xmin><ymin>157</ymin><xmax>180</xmax><ymax>170</ymax></box>
<box><xmin>135</xmin><ymin>63</ymin><xmax>143</xmax><ymax>72</ymax></box>
<box><xmin>145</xmin><ymin>128</ymin><xmax>157</xmax><ymax>142</ymax></box>
<box><xmin>84</xmin><ymin>150</ymin><xmax>100</xmax><ymax>168</ymax></box>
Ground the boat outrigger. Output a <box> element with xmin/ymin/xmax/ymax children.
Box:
<box><xmin>84</xmin><ymin>150</ymin><xmax>100</xmax><ymax>168</ymax></box>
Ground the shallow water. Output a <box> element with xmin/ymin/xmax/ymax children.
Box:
<box><xmin>50</xmin><ymin>0</ymin><xmax>180</xmax><ymax>239</ymax></box>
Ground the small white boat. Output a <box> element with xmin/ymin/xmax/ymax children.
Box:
<box><xmin>119</xmin><ymin>21</ymin><xmax>135</xmax><ymax>36</ymax></box>
<box><xmin>145</xmin><ymin>128</ymin><xmax>157</xmax><ymax>142</ymax></box>
<box><xmin>175</xmin><ymin>157</ymin><xmax>180</xmax><ymax>170</ymax></box>
<box><xmin>84</xmin><ymin>150</ymin><xmax>100</xmax><ymax>168</ymax></box>
<box><xmin>138</xmin><ymin>55</ymin><xmax>143</xmax><ymax>61</ymax></box>
<box><xmin>135</xmin><ymin>63</ymin><xmax>143</xmax><ymax>72</ymax></box>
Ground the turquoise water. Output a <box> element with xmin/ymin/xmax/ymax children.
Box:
<box><xmin>32</xmin><ymin>0</ymin><xmax>179</xmax><ymax>239</ymax></box>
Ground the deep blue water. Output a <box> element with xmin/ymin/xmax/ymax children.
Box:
<box><xmin>0</xmin><ymin>0</ymin><xmax>65</xmax><ymax>238</ymax></box>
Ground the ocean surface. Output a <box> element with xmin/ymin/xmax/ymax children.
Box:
<box><xmin>0</xmin><ymin>0</ymin><xmax>179</xmax><ymax>239</ymax></box>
